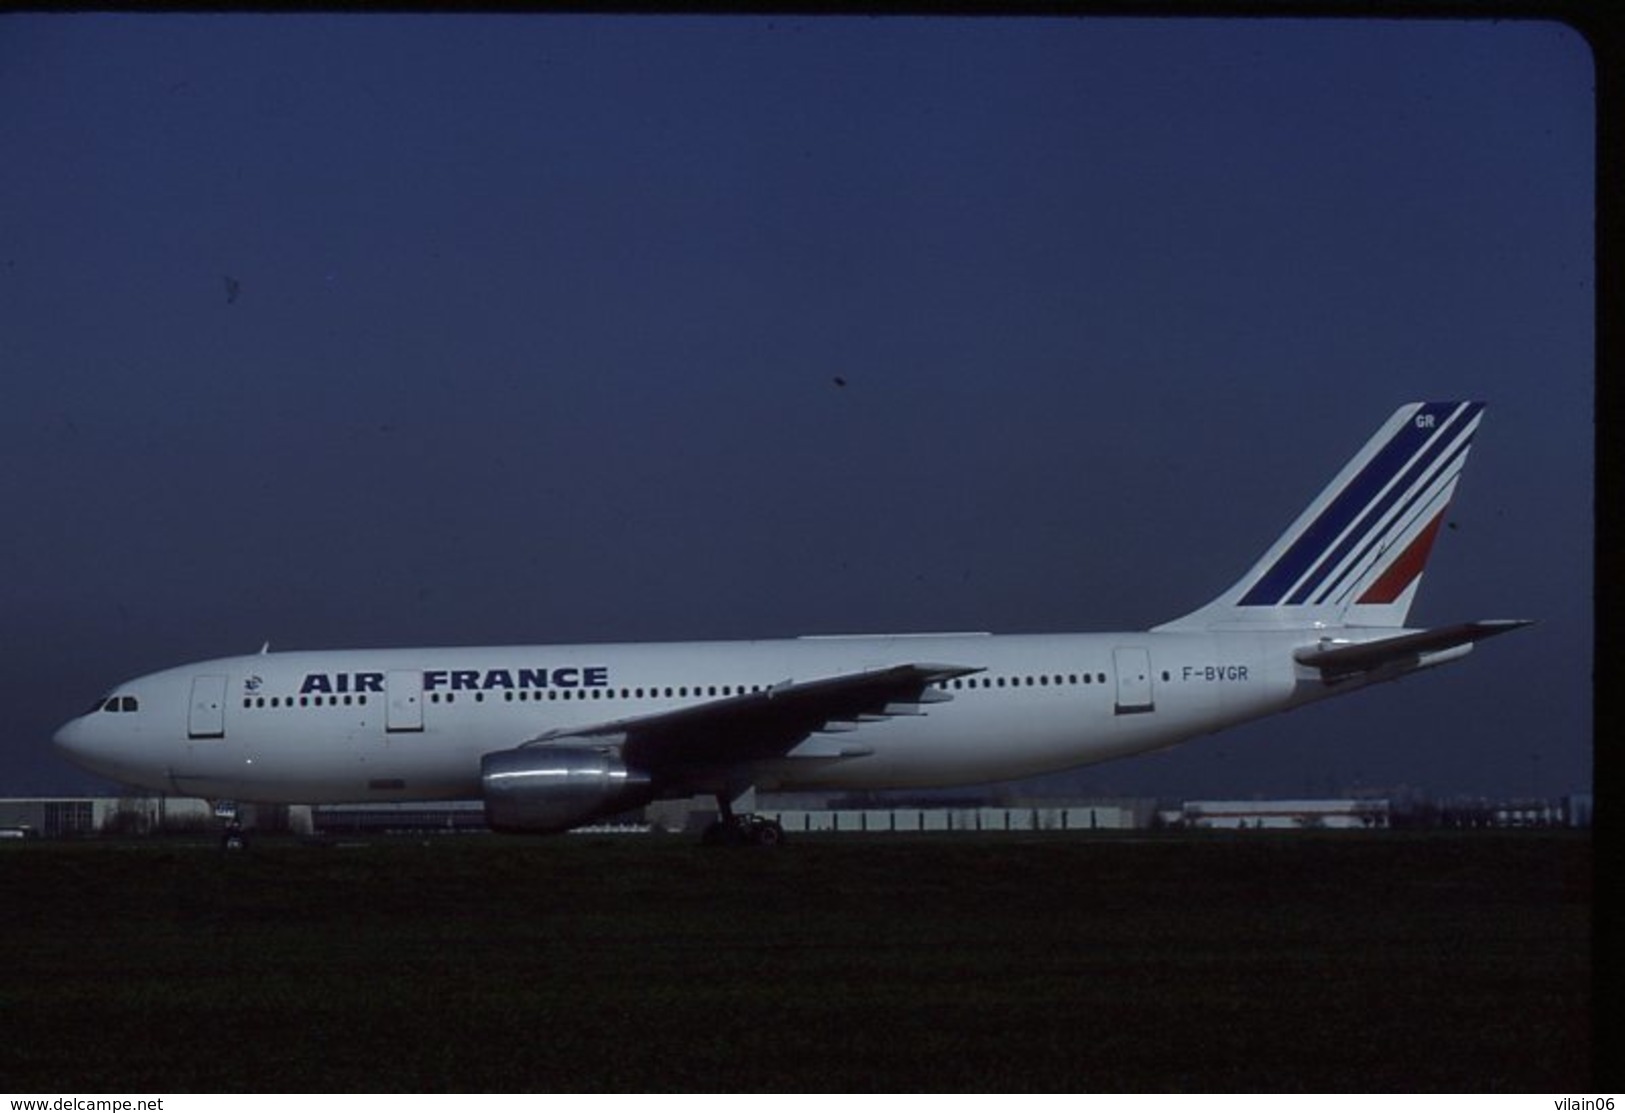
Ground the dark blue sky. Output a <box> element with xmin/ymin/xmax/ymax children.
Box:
<box><xmin>1</xmin><ymin>14</ymin><xmax>1593</xmax><ymax>800</ymax></box>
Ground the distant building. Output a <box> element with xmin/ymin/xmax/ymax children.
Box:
<box><xmin>1428</xmin><ymin>795</ymin><xmax>1590</xmax><ymax>829</ymax></box>
<box><xmin>0</xmin><ymin>790</ymin><xmax>1591</xmax><ymax>836</ymax></box>
<box><xmin>0</xmin><ymin>796</ymin><xmax>214</xmax><ymax>836</ymax></box>
<box><xmin>312</xmin><ymin>800</ymin><xmax>488</xmax><ymax>835</ymax></box>
<box><xmin>762</xmin><ymin>803</ymin><xmax>1138</xmax><ymax>834</ymax></box>
<box><xmin>0</xmin><ymin>798</ymin><xmax>92</xmax><ymax>837</ymax></box>
<box><xmin>1565</xmin><ymin>793</ymin><xmax>1593</xmax><ymax>828</ymax></box>
<box><xmin>1174</xmin><ymin>799</ymin><xmax>1391</xmax><ymax>830</ymax></box>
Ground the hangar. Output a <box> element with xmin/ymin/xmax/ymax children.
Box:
<box><xmin>0</xmin><ymin>791</ymin><xmax>1592</xmax><ymax>837</ymax></box>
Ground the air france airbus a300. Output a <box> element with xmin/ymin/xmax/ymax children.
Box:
<box><xmin>55</xmin><ymin>402</ymin><xmax>1527</xmax><ymax>844</ymax></box>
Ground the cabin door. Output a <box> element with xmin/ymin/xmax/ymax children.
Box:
<box><xmin>1112</xmin><ymin>648</ymin><xmax>1154</xmax><ymax>715</ymax></box>
<box><xmin>188</xmin><ymin>675</ymin><xmax>228</xmax><ymax>739</ymax></box>
<box><xmin>386</xmin><ymin>670</ymin><xmax>424</xmax><ymax>732</ymax></box>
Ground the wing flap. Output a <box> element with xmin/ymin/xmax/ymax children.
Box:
<box><xmin>527</xmin><ymin>662</ymin><xmax>981</xmax><ymax>775</ymax></box>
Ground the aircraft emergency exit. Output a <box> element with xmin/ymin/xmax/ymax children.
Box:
<box><xmin>53</xmin><ymin>402</ymin><xmax>1528</xmax><ymax>843</ymax></box>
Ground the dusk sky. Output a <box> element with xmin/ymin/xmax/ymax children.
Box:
<box><xmin>1</xmin><ymin>14</ymin><xmax>1593</xmax><ymax>801</ymax></box>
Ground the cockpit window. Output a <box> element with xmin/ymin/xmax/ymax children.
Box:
<box><xmin>119</xmin><ymin>696</ymin><xmax>139</xmax><ymax>712</ymax></box>
<box><xmin>94</xmin><ymin>695</ymin><xmax>139</xmax><ymax>713</ymax></box>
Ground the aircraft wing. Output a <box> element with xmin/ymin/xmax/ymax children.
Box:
<box><xmin>1293</xmin><ymin>620</ymin><xmax>1531</xmax><ymax>678</ymax></box>
<box><xmin>522</xmin><ymin>663</ymin><xmax>982</xmax><ymax>774</ymax></box>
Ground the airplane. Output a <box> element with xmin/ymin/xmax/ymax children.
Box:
<box><xmin>53</xmin><ymin>401</ymin><xmax>1528</xmax><ymax>844</ymax></box>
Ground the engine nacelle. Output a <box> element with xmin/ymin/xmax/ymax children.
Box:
<box><xmin>480</xmin><ymin>746</ymin><xmax>655</xmax><ymax>833</ymax></box>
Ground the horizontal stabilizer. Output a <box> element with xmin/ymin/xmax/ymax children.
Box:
<box><xmin>1293</xmin><ymin>620</ymin><xmax>1531</xmax><ymax>677</ymax></box>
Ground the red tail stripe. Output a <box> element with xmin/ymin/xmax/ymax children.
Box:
<box><xmin>1357</xmin><ymin>511</ymin><xmax>1446</xmax><ymax>605</ymax></box>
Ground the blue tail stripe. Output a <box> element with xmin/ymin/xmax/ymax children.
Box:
<box><xmin>1285</xmin><ymin>412</ymin><xmax>1478</xmax><ymax>606</ymax></box>
<box><xmin>1309</xmin><ymin>433</ymin><xmax>1474</xmax><ymax>606</ymax></box>
<box><xmin>1239</xmin><ymin>402</ymin><xmax>1480</xmax><ymax>607</ymax></box>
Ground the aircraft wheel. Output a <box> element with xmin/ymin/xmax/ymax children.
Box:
<box><xmin>701</xmin><ymin>817</ymin><xmax>783</xmax><ymax>847</ymax></box>
<box><xmin>750</xmin><ymin>819</ymin><xmax>786</xmax><ymax>847</ymax></box>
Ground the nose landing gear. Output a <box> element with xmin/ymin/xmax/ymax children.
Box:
<box><xmin>212</xmin><ymin>800</ymin><xmax>247</xmax><ymax>851</ymax></box>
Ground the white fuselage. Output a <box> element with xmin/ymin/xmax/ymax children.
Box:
<box><xmin>51</xmin><ymin>403</ymin><xmax>1510</xmax><ymax>818</ymax></box>
<box><xmin>53</xmin><ymin>629</ymin><xmax>1361</xmax><ymax>805</ymax></box>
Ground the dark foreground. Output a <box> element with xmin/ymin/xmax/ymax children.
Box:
<box><xmin>1</xmin><ymin>831</ymin><xmax>1591</xmax><ymax>1092</ymax></box>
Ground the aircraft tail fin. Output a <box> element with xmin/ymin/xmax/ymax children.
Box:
<box><xmin>1155</xmin><ymin>401</ymin><xmax>1486</xmax><ymax>632</ymax></box>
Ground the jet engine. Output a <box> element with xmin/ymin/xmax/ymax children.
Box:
<box><xmin>480</xmin><ymin>746</ymin><xmax>655</xmax><ymax>833</ymax></box>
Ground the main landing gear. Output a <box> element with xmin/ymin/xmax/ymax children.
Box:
<box><xmin>701</xmin><ymin>793</ymin><xmax>786</xmax><ymax>847</ymax></box>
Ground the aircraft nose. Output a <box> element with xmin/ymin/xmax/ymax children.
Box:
<box><xmin>52</xmin><ymin>714</ymin><xmax>118</xmax><ymax>779</ymax></box>
<box><xmin>52</xmin><ymin>717</ymin><xmax>86</xmax><ymax>758</ymax></box>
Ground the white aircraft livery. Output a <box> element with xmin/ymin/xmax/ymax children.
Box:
<box><xmin>54</xmin><ymin>402</ymin><xmax>1528</xmax><ymax>842</ymax></box>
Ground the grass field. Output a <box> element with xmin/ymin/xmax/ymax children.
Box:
<box><xmin>0</xmin><ymin>831</ymin><xmax>1591</xmax><ymax>1092</ymax></box>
